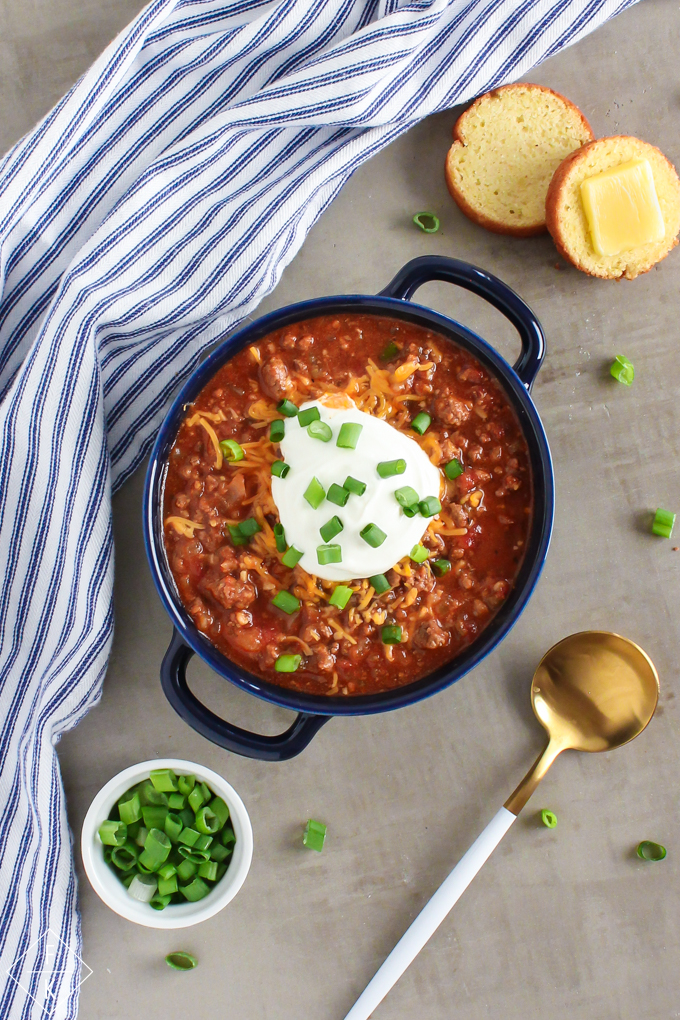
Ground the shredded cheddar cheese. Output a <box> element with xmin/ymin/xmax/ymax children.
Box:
<box><xmin>165</xmin><ymin>516</ymin><xmax>204</xmax><ymax>537</ymax></box>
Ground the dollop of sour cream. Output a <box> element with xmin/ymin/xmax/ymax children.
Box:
<box><xmin>271</xmin><ymin>398</ymin><xmax>441</xmax><ymax>582</ymax></box>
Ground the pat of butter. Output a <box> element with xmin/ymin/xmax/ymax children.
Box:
<box><xmin>580</xmin><ymin>158</ymin><xmax>665</xmax><ymax>256</ymax></box>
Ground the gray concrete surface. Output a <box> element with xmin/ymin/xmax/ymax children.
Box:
<box><xmin>3</xmin><ymin>1</ymin><xmax>679</xmax><ymax>1018</ymax></box>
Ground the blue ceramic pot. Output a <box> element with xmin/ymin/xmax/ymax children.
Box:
<box><xmin>143</xmin><ymin>256</ymin><xmax>554</xmax><ymax>761</ymax></box>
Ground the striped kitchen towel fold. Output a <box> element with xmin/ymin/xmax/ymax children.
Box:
<box><xmin>0</xmin><ymin>0</ymin><xmax>635</xmax><ymax>1016</ymax></box>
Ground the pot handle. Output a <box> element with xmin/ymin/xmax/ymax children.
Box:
<box><xmin>379</xmin><ymin>256</ymin><xmax>546</xmax><ymax>391</ymax></box>
<box><xmin>161</xmin><ymin>629</ymin><xmax>328</xmax><ymax>761</ymax></box>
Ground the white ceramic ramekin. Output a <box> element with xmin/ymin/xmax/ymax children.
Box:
<box><xmin>81</xmin><ymin>758</ymin><xmax>253</xmax><ymax>929</ymax></box>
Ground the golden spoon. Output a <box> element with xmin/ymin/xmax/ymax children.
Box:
<box><xmin>344</xmin><ymin>631</ymin><xmax>659</xmax><ymax>1020</ymax></box>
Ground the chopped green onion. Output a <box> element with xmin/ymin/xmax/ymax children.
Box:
<box><xmin>210</xmin><ymin>843</ymin><xmax>232</xmax><ymax>863</ymax></box>
<box><xmin>134</xmin><ymin>826</ymin><xmax>149</xmax><ymax>848</ymax></box>
<box><xmin>329</xmin><ymin>585</ymin><xmax>352</xmax><ymax>609</ymax></box>
<box><xmin>433</xmin><ymin>558</ymin><xmax>451</xmax><ymax>576</ymax></box>
<box><xmin>219</xmin><ymin>439</ymin><xmax>244</xmax><ymax>462</ymax></box>
<box><xmin>270</xmin><ymin>419</ymin><xmax>285</xmax><ymax>442</ymax></box>
<box><xmin>413</xmin><ymin>211</ymin><xmax>440</xmax><ymax>233</ymax></box>
<box><xmin>142</xmin><ymin>828</ymin><xmax>172</xmax><ymax>866</ymax></box>
<box><xmin>272</xmin><ymin>590</ymin><xmax>300</xmax><ymax>614</ymax></box>
<box><xmin>275</xmin><ymin>654</ymin><xmax>302</xmax><ymax>673</ymax></box>
<box><xmin>303</xmin><ymin>819</ymin><xmax>327</xmax><ymax>852</ymax></box>
<box><xmin>138</xmin><ymin>781</ymin><xmax>168</xmax><ymax>807</ymax></box>
<box><xmin>176</xmin><ymin>859</ymin><xmax>197</xmax><ymax>882</ymax></box>
<box><xmin>177</xmin><ymin>775</ymin><xmax>196</xmax><ymax>796</ymax></box>
<box><xmin>167</xmin><ymin>792</ymin><xmax>186</xmax><ymax>810</ymax></box>
<box><xmin>209</xmin><ymin>798</ymin><xmax>229</xmax><ymax>829</ymax></box>
<box><xmin>178</xmin><ymin>826</ymin><xmax>200</xmax><ymax>847</ymax></box>
<box><xmin>411</xmin><ymin>412</ymin><xmax>431</xmax><ymax>435</ymax></box>
<box><xmin>320</xmin><ymin>516</ymin><xmax>343</xmax><ymax>542</ymax></box>
<box><xmin>344</xmin><ymin>476</ymin><xmax>366</xmax><ymax>496</ymax></box>
<box><xmin>281</xmin><ymin>545</ymin><xmax>304</xmax><ymax>568</ymax></box>
<box><xmin>381</xmin><ymin>625</ymin><xmax>402</xmax><ymax>644</ymax></box>
<box><xmin>380</xmin><ymin>341</ymin><xmax>400</xmax><ymax>360</ymax></box>
<box><xmin>165</xmin><ymin>952</ymin><xmax>198</xmax><ymax>972</ymax></box>
<box><xmin>158</xmin><ymin>863</ymin><xmax>177</xmax><ymax>880</ymax></box>
<box><xmin>164</xmin><ymin>812</ymin><xmax>183</xmax><ymax>843</ymax></box>
<box><xmin>150</xmin><ymin>893</ymin><xmax>172</xmax><ymax>911</ymax></box>
<box><xmin>419</xmin><ymin>496</ymin><xmax>442</xmax><ymax>517</ymax></box>
<box><xmin>377</xmin><ymin>459</ymin><xmax>406</xmax><ymax>478</ymax></box>
<box><xmin>142</xmin><ymin>805</ymin><xmax>168</xmax><ymax>830</ymax></box>
<box><xmin>188</xmin><ymin>786</ymin><xmax>205</xmax><ymax>813</ymax></box>
<box><xmin>193</xmin><ymin>833</ymin><xmax>213</xmax><ymax>852</ymax></box>
<box><xmin>308</xmin><ymin>420</ymin><xmax>332</xmax><ymax>442</ymax></box>
<box><xmin>127</xmin><ymin>873</ymin><xmax>157</xmax><ymax>903</ymax></box>
<box><xmin>274</xmin><ymin>523</ymin><xmax>287</xmax><ymax>552</ymax></box>
<box><xmin>238</xmin><ymin>517</ymin><xmax>261</xmax><ymax>537</ymax></box>
<box><xmin>117</xmin><ymin>791</ymin><xmax>142</xmax><ymax>826</ymax></box>
<box><xmin>360</xmin><ymin>523</ymin><xmax>387</xmax><ymax>548</ymax></box>
<box><xmin>444</xmin><ymin>459</ymin><xmax>464</xmax><ymax>480</ymax></box>
<box><xmin>636</xmin><ymin>840</ymin><xmax>666</xmax><ymax>862</ymax></box>
<box><xmin>194</xmin><ymin>806</ymin><xmax>221</xmax><ymax>835</ymax></box>
<box><xmin>198</xmin><ymin>860</ymin><xmax>219</xmax><ymax>881</ymax></box>
<box><xmin>369</xmin><ymin>573</ymin><xmax>391</xmax><ymax>594</ymax></box>
<box><xmin>178</xmin><ymin>807</ymin><xmax>194</xmax><ymax>828</ymax></box>
<box><xmin>652</xmin><ymin>507</ymin><xmax>676</xmax><ymax>538</ymax></box>
<box><xmin>337</xmin><ymin>423</ymin><xmax>363</xmax><ymax>449</ymax></box>
<box><xmin>111</xmin><ymin>843</ymin><xmax>139</xmax><ymax>872</ymax></box>
<box><xmin>394</xmin><ymin>486</ymin><xmax>419</xmax><ymax>510</ymax></box>
<box><xmin>178</xmin><ymin>846</ymin><xmax>211</xmax><ymax>865</ymax></box>
<box><xmin>327</xmin><ymin>483</ymin><xmax>350</xmax><ymax>507</ymax></box>
<box><xmin>317</xmin><ymin>543</ymin><xmax>342</xmax><ymax>564</ymax></box>
<box><xmin>228</xmin><ymin>524</ymin><xmax>248</xmax><ymax>547</ymax></box>
<box><xmin>403</xmin><ymin>506</ymin><xmax>417</xmax><ymax>518</ymax></box>
<box><xmin>610</xmin><ymin>354</ymin><xmax>634</xmax><ymax>386</ymax></box>
<box><xmin>540</xmin><ymin>809</ymin><xmax>557</xmax><ymax>829</ymax></box>
<box><xmin>304</xmin><ymin>476</ymin><xmax>325</xmax><ymax>509</ymax></box>
<box><xmin>277</xmin><ymin>399</ymin><xmax>299</xmax><ymax>417</ymax></box>
<box><xmin>98</xmin><ymin>820</ymin><xmax>127</xmax><ymax>847</ymax></box>
<box><xmin>221</xmin><ymin>827</ymin><xmax>236</xmax><ymax>847</ymax></box>
<box><xmin>298</xmin><ymin>406</ymin><xmax>321</xmax><ymax>427</ymax></box>
<box><xmin>199</xmin><ymin>782</ymin><xmax>211</xmax><ymax>802</ymax></box>
<box><xmin>158</xmin><ymin>874</ymin><xmax>178</xmax><ymax>896</ymax></box>
<box><xmin>180</xmin><ymin>877</ymin><xmax>210</xmax><ymax>902</ymax></box>
<box><xmin>271</xmin><ymin>460</ymin><xmax>290</xmax><ymax>478</ymax></box>
<box><xmin>410</xmin><ymin>544</ymin><xmax>429</xmax><ymax>563</ymax></box>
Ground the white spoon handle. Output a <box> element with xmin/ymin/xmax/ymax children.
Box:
<box><xmin>343</xmin><ymin>807</ymin><xmax>516</xmax><ymax>1020</ymax></box>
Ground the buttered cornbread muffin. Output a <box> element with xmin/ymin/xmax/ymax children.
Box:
<box><xmin>445</xmin><ymin>83</ymin><xmax>593</xmax><ymax>236</ymax></box>
<box><xmin>546</xmin><ymin>136</ymin><xmax>680</xmax><ymax>279</ymax></box>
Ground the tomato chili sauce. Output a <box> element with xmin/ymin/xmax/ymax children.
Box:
<box><xmin>162</xmin><ymin>314</ymin><xmax>532</xmax><ymax>697</ymax></box>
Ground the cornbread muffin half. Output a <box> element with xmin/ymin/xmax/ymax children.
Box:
<box><xmin>445</xmin><ymin>83</ymin><xmax>594</xmax><ymax>236</ymax></box>
<box><xmin>546</xmin><ymin>136</ymin><xmax>680</xmax><ymax>279</ymax></box>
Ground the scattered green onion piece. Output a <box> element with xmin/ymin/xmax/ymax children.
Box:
<box><xmin>327</xmin><ymin>483</ymin><xmax>350</xmax><ymax>507</ymax></box>
<box><xmin>178</xmin><ymin>847</ymin><xmax>211</xmax><ymax>864</ymax></box>
<box><xmin>303</xmin><ymin>819</ymin><xmax>327</xmax><ymax>852</ymax></box>
<box><xmin>308</xmin><ymin>420</ymin><xmax>332</xmax><ymax>442</ymax></box>
<box><xmin>433</xmin><ymin>558</ymin><xmax>451</xmax><ymax>576</ymax></box>
<box><xmin>188</xmin><ymin>786</ymin><xmax>206</xmax><ymax>812</ymax></box>
<box><xmin>272</xmin><ymin>590</ymin><xmax>301</xmax><ymax>614</ymax></box>
<box><xmin>277</xmin><ymin>399</ymin><xmax>299</xmax><ymax>417</ymax></box>
<box><xmin>317</xmin><ymin>543</ymin><xmax>342</xmax><ymax>564</ymax></box>
<box><xmin>158</xmin><ymin>863</ymin><xmax>177</xmax><ymax>880</ymax></box>
<box><xmin>273</xmin><ymin>523</ymin><xmax>287</xmax><ymax>552</ymax></box>
<box><xmin>381</xmin><ymin>625</ymin><xmax>402</xmax><ymax>645</ymax></box>
<box><xmin>180</xmin><ymin>878</ymin><xmax>211</xmax><ymax>902</ymax></box>
<box><xmin>110</xmin><ymin>842</ymin><xmax>139</xmax><ymax>872</ymax></box>
<box><xmin>411</xmin><ymin>412</ymin><xmax>431</xmax><ymax>435</ymax></box>
<box><xmin>369</xmin><ymin>573</ymin><xmax>391</xmax><ymax>594</ymax></box>
<box><xmin>195</xmin><ymin>806</ymin><xmax>221</xmax><ymax>835</ymax></box>
<box><xmin>167</xmin><ymin>792</ymin><xmax>186</xmax><ymax>810</ymax></box>
<box><xmin>610</xmin><ymin>354</ymin><xmax>634</xmax><ymax>386</ymax></box>
<box><xmin>228</xmin><ymin>524</ymin><xmax>248</xmax><ymax>547</ymax></box>
<box><xmin>176</xmin><ymin>859</ymin><xmax>197</xmax><ymax>882</ymax></box>
<box><xmin>636</xmin><ymin>840</ymin><xmax>666</xmax><ymax>862</ymax></box>
<box><xmin>134</xmin><ymin>826</ymin><xmax>149</xmax><ymax>848</ymax></box>
<box><xmin>209</xmin><ymin>798</ymin><xmax>229</xmax><ymax>829</ymax></box>
<box><xmin>275</xmin><ymin>654</ymin><xmax>302</xmax><ymax>673</ymax></box>
<box><xmin>329</xmin><ymin>585</ymin><xmax>352</xmax><ymax>610</ymax></box>
<box><xmin>320</xmin><ymin>516</ymin><xmax>344</xmax><ymax>542</ymax></box>
<box><xmin>150</xmin><ymin>769</ymin><xmax>178</xmax><ymax>793</ymax></box>
<box><xmin>198</xmin><ymin>860</ymin><xmax>219</xmax><ymax>882</ymax></box>
<box><xmin>117</xmin><ymin>791</ymin><xmax>142</xmax><ymax>826</ymax></box>
<box><xmin>157</xmin><ymin>874</ymin><xmax>178</xmax><ymax>897</ymax></box>
<box><xmin>540</xmin><ymin>809</ymin><xmax>557</xmax><ymax>829</ymax></box>
<box><xmin>652</xmin><ymin>507</ymin><xmax>676</xmax><ymax>539</ymax></box>
<box><xmin>403</xmin><ymin>506</ymin><xmax>417</xmax><ymax>518</ymax></box>
<box><xmin>360</xmin><ymin>523</ymin><xmax>387</xmax><ymax>548</ymax></box>
<box><xmin>142</xmin><ymin>806</ymin><xmax>168</xmax><ymax>830</ymax></box>
<box><xmin>138</xmin><ymin>849</ymin><xmax>164</xmax><ymax>873</ymax></box>
<box><xmin>143</xmin><ymin>828</ymin><xmax>172</xmax><ymax>865</ymax></box>
<box><xmin>271</xmin><ymin>460</ymin><xmax>290</xmax><ymax>478</ymax></box>
<box><xmin>165</xmin><ymin>952</ymin><xmax>198</xmax><ymax>972</ymax></box>
<box><xmin>344</xmin><ymin>476</ymin><xmax>366</xmax><ymax>496</ymax></box>
<box><xmin>210</xmin><ymin>843</ymin><xmax>231</xmax><ymax>863</ymax></box>
<box><xmin>298</xmin><ymin>406</ymin><xmax>321</xmax><ymax>427</ymax></box>
<box><xmin>394</xmin><ymin>486</ymin><xmax>419</xmax><ymax>510</ymax></box>
<box><xmin>193</xmin><ymin>833</ymin><xmax>213</xmax><ymax>852</ymax></box>
<box><xmin>127</xmin><ymin>873</ymin><xmax>157</xmax><ymax>903</ymax></box>
<box><xmin>150</xmin><ymin>894</ymin><xmax>172</xmax><ymax>911</ymax></box>
<box><xmin>380</xmin><ymin>341</ymin><xmax>400</xmax><ymax>360</ymax></box>
<box><xmin>377</xmin><ymin>459</ymin><xmax>405</xmax><ymax>478</ymax></box>
<box><xmin>270</xmin><ymin>419</ymin><xmax>285</xmax><ymax>442</ymax></box>
<box><xmin>178</xmin><ymin>827</ymin><xmax>201</xmax><ymax>848</ymax></box>
<box><xmin>281</xmin><ymin>545</ymin><xmax>304</xmax><ymax>568</ymax></box>
<box><xmin>164</xmin><ymin>812</ymin><xmax>184</xmax><ymax>843</ymax></box>
<box><xmin>410</xmin><ymin>544</ymin><xmax>429</xmax><ymax>563</ymax></box>
<box><xmin>336</xmin><ymin>423</ymin><xmax>363</xmax><ymax>449</ymax></box>
<box><xmin>413</xmin><ymin>211</ymin><xmax>440</xmax><ymax>233</ymax></box>
<box><xmin>304</xmin><ymin>476</ymin><xmax>326</xmax><ymax>509</ymax></box>
<box><xmin>219</xmin><ymin>439</ymin><xmax>244</xmax><ymax>462</ymax></box>
<box><xmin>419</xmin><ymin>496</ymin><xmax>442</xmax><ymax>517</ymax></box>
<box><xmin>238</xmin><ymin>517</ymin><xmax>262</xmax><ymax>537</ymax></box>
<box><xmin>444</xmin><ymin>459</ymin><xmax>464</xmax><ymax>480</ymax></box>
<box><xmin>98</xmin><ymin>820</ymin><xmax>127</xmax><ymax>847</ymax></box>
<box><xmin>177</xmin><ymin>775</ymin><xmax>196</xmax><ymax>796</ymax></box>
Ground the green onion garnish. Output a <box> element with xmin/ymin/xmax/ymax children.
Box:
<box><xmin>228</xmin><ymin>524</ymin><xmax>248</xmax><ymax>547</ymax></box>
<box><xmin>167</xmin><ymin>793</ymin><xmax>185</xmax><ymax>811</ymax></box>
<box><xmin>150</xmin><ymin>769</ymin><xmax>178</xmax><ymax>793</ymax></box>
<box><xmin>111</xmin><ymin>843</ymin><xmax>139</xmax><ymax>871</ymax></box>
<box><xmin>272</xmin><ymin>590</ymin><xmax>301</xmax><ymax>614</ymax></box>
<box><xmin>410</xmin><ymin>544</ymin><xmax>429</xmax><ymax>563</ymax></box>
<box><xmin>394</xmin><ymin>485</ymin><xmax>419</xmax><ymax>510</ymax></box>
<box><xmin>274</xmin><ymin>523</ymin><xmax>286</xmax><ymax>553</ymax></box>
<box><xmin>413</xmin><ymin>211</ymin><xmax>440</xmax><ymax>233</ymax></box>
<box><xmin>308</xmin><ymin>420</ymin><xmax>332</xmax><ymax>442</ymax></box>
<box><xmin>610</xmin><ymin>354</ymin><xmax>634</xmax><ymax>386</ymax></box>
<box><xmin>652</xmin><ymin>507</ymin><xmax>676</xmax><ymax>538</ymax></box>
<box><xmin>165</xmin><ymin>952</ymin><xmax>198</xmax><ymax>971</ymax></box>
<box><xmin>337</xmin><ymin>422</ymin><xmax>363</xmax><ymax>449</ymax></box>
<box><xmin>177</xmin><ymin>775</ymin><xmax>195</xmax><ymax>796</ymax></box>
<box><xmin>180</xmin><ymin>877</ymin><xmax>210</xmax><ymax>902</ymax></box>
<box><xmin>411</xmin><ymin>412</ymin><xmax>431</xmax><ymax>435</ymax></box>
<box><xmin>277</xmin><ymin>399</ymin><xmax>299</xmax><ymax>417</ymax></box>
<box><xmin>433</xmin><ymin>558</ymin><xmax>451</xmax><ymax>576</ymax></box>
<box><xmin>636</xmin><ymin>840</ymin><xmax>666</xmax><ymax>861</ymax></box>
<box><xmin>444</xmin><ymin>459</ymin><xmax>464</xmax><ymax>480</ymax></box>
<box><xmin>403</xmin><ymin>506</ymin><xmax>417</xmax><ymax>518</ymax></box>
<box><xmin>380</xmin><ymin>341</ymin><xmax>400</xmax><ymax>360</ymax></box>
<box><xmin>128</xmin><ymin>873</ymin><xmax>157</xmax><ymax>903</ymax></box>
<box><xmin>238</xmin><ymin>517</ymin><xmax>262</xmax><ymax>537</ymax></box>
<box><xmin>377</xmin><ymin>459</ymin><xmax>406</xmax><ymax>478</ymax></box>
<box><xmin>381</xmin><ymin>625</ymin><xmax>402</xmax><ymax>644</ymax></box>
<box><xmin>194</xmin><ymin>806</ymin><xmax>221</xmax><ymax>835</ymax></box>
<box><xmin>271</xmin><ymin>460</ymin><xmax>290</xmax><ymax>478</ymax></box>
<box><xmin>369</xmin><ymin>573</ymin><xmax>391</xmax><ymax>594</ymax></box>
<box><xmin>142</xmin><ymin>805</ymin><xmax>168</xmax><ymax>830</ymax></box>
<box><xmin>117</xmin><ymin>791</ymin><xmax>142</xmax><ymax>826</ymax></box>
<box><xmin>303</xmin><ymin>819</ymin><xmax>327</xmax><ymax>852</ymax></box>
<box><xmin>157</xmin><ymin>874</ymin><xmax>178</xmax><ymax>896</ymax></box>
<box><xmin>304</xmin><ymin>477</ymin><xmax>325</xmax><ymax>509</ymax></box>
<box><xmin>98</xmin><ymin>820</ymin><xmax>127</xmax><ymax>847</ymax></box>
<box><xmin>198</xmin><ymin>860</ymin><xmax>218</xmax><ymax>881</ymax></box>
<box><xmin>360</xmin><ymin>523</ymin><xmax>387</xmax><ymax>548</ymax></box>
<box><xmin>344</xmin><ymin>476</ymin><xmax>366</xmax><ymax>496</ymax></box>
<box><xmin>298</xmin><ymin>406</ymin><xmax>321</xmax><ymax>427</ymax></box>
<box><xmin>281</xmin><ymin>545</ymin><xmax>303</xmax><ymax>568</ymax></box>
<box><xmin>329</xmin><ymin>585</ymin><xmax>353</xmax><ymax>610</ymax></box>
<box><xmin>275</xmin><ymin>654</ymin><xmax>302</xmax><ymax>673</ymax></box>
<box><xmin>270</xmin><ymin>419</ymin><xmax>285</xmax><ymax>442</ymax></box>
<box><xmin>327</xmin><ymin>483</ymin><xmax>350</xmax><ymax>507</ymax></box>
<box><xmin>219</xmin><ymin>439</ymin><xmax>244</xmax><ymax>462</ymax></box>
<box><xmin>317</xmin><ymin>544</ymin><xmax>342</xmax><ymax>565</ymax></box>
<box><xmin>320</xmin><ymin>516</ymin><xmax>343</xmax><ymax>542</ymax></box>
<box><xmin>540</xmin><ymin>809</ymin><xmax>557</xmax><ymax>828</ymax></box>
<box><xmin>176</xmin><ymin>859</ymin><xmax>197</xmax><ymax>882</ymax></box>
<box><xmin>419</xmin><ymin>496</ymin><xmax>442</xmax><ymax>517</ymax></box>
<box><xmin>164</xmin><ymin>812</ymin><xmax>183</xmax><ymax>842</ymax></box>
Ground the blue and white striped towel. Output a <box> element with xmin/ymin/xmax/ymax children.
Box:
<box><xmin>0</xmin><ymin>0</ymin><xmax>635</xmax><ymax>1015</ymax></box>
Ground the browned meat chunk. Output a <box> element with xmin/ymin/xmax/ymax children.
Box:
<box><xmin>260</xmin><ymin>357</ymin><xmax>292</xmax><ymax>399</ymax></box>
<box><xmin>204</xmin><ymin>575</ymin><xmax>256</xmax><ymax>610</ymax></box>
<box><xmin>299</xmin><ymin>605</ymin><xmax>333</xmax><ymax>644</ymax></box>
<box><xmin>434</xmin><ymin>392</ymin><xmax>472</xmax><ymax>426</ymax></box>
<box><xmin>449</xmin><ymin>503</ymin><xmax>469</xmax><ymax>529</ymax></box>
<box><xmin>314</xmin><ymin>645</ymin><xmax>336</xmax><ymax>672</ymax></box>
<box><xmin>224</xmin><ymin>471</ymin><xmax>246</xmax><ymax>507</ymax></box>
<box><xmin>219</xmin><ymin>547</ymin><xmax>239</xmax><ymax>574</ymax></box>
<box><xmin>409</xmin><ymin>564</ymin><xmax>435</xmax><ymax>593</ymax></box>
<box><xmin>413</xmin><ymin>619</ymin><xmax>449</xmax><ymax>649</ymax></box>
